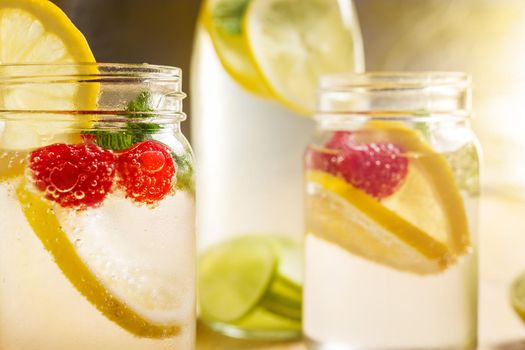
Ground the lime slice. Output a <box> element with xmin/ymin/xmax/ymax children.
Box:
<box><xmin>232</xmin><ymin>308</ymin><xmax>300</xmax><ymax>332</ymax></box>
<box><xmin>260</xmin><ymin>236</ymin><xmax>303</xmax><ymax>320</ymax></box>
<box><xmin>201</xmin><ymin>0</ymin><xmax>271</xmax><ymax>97</ymax></box>
<box><xmin>511</xmin><ymin>271</ymin><xmax>525</xmax><ymax>323</ymax></box>
<box><xmin>260</xmin><ymin>275</ymin><xmax>302</xmax><ymax>321</ymax></box>
<box><xmin>269</xmin><ymin>236</ymin><xmax>302</xmax><ymax>290</ymax></box>
<box><xmin>15</xmin><ymin>182</ymin><xmax>183</xmax><ymax>338</ymax></box>
<box><xmin>0</xmin><ymin>0</ymin><xmax>98</xmax><ymax>149</ymax></box>
<box><xmin>307</xmin><ymin>170</ymin><xmax>454</xmax><ymax>275</ymax></box>
<box><xmin>199</xmin><ymin>235</ymin><xmax>277</xmax><ymax>322</ymax></box>
<box><xmin>244</xmin><ymin>0</ymin><xmax>362</xmax><ymax>115</ymax></box>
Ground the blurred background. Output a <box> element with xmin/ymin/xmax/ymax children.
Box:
<box><xmin>50</xmin><ymin>0</ymin><xmax>525</xmax><ymax>348</ymax></box>
<box><xmin>50</xmin><ymin>0</ymin><xmax>525</xmax><ymax>198</ymax></box>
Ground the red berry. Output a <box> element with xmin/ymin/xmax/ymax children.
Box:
<box><xmin>117</xmin><ymin>140</ymin><xmax>176</xmax><ymax>204</ymax></box>
<box><xmin>306</xmin><ymin>131</ymin><xmax>354</xmax><ymax>174</ymax></box>
<box><xmin>338</xmin><ymin>142</ymin><xmax>408</xmax><ymax>199</ymax></box>
<box><xmin>310</xmin><ymin>131</ymin><xmax>409</xmax><ymax>199</ymax></box>
<box><xmin>325</xmin><ymin>131</ymin><xmax>354</xmax><ymax>150</ymax></box>
<box><xmin>306</xmin><ymin>147</ymin><xmax>338</xmax><ymax>174</ymax></box>
<box><xmin>29</xmin><ymin>143</ymin><xmax>117</xmax><ymax>209</ymax></box>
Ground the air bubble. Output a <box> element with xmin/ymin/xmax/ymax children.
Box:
<box><xmin>87</xmin><ymin>164</ymin><xmax>98</xmax><ymax>173</ymax></box>
<box><xmin>74</xmin><ymin>191</ymin><xmax>85</xmax><ymax>200</ymax></box>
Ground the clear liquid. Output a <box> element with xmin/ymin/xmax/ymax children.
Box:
<box><xmin>191</xmin><ymin>1</ymin><xmax>364</xmax><ymax>338</ymax></box>
<box><xmin>0</xmin><ymin>179</ymin><xmax>195</xmax><ymax>350</ymax></box>
<box><xmin>191</xmin><ymin>25</ymin><xmax>314</xmax><ymax>248</ymax></box>
<box><xmin>304</xmin><ymin>144</ymin><xmax>479</xmax><ymax>349</ymax></box>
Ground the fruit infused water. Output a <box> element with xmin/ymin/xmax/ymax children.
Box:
<box><xmin>192</xmin><ymin>0</ymin><xmax>363</xmax><ymax>339</ymax></box>
<box><xmin>0</xmin><ymin>62</ymin><xmax>195</xmax><ymax>349</ymax></box>
<box><xmin>304</xmin><ymin>73</ymin><xmax>480</xmax><ymax>350</ymax></box>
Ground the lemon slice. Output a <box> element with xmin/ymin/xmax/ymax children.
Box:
<box><xmin>201</xmin><ymin>0</ymin><xmax>270</xmax><ymax>97</ymax></box>
<box><xmin>306</xmin><ymin>170</ymin><xmax>454</xmax><ymax>275</ymax></box>
<box><xmin>0</xmin><ymin>149</ymin><xmax>26</xmax><ymax>182</ymax></box>
<box><xmin>510</xmin><ymin>271</ymin><xmax>525</xmax><ymax>324</ymax></box>
<box><xmin>0</xmin><ymin>0</ymin><xmax>98</xmax><ymax>149</ymax></box>
<box><xmin>244</xmin><ymin>0</ymin><xmax>363</xmax><ymax>115</ymax></box>
<box><xmin>15</xmin><ymin>182</ymin><xmax>187</xmax><ymax>338</ymax></box>
<box><xmin>356</xmin><ymin>123</ymin><xmax>471</xmax><ymax>256</ymax></box>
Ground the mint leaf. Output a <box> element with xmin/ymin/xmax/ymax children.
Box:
<box><xmin>85</xmin><ymin>92</ymin><xmax>160</xmax><ymax>150</ymax></box>
<box><xmin>172</xmin><ymin>151</ymin><xmax>195</xmax><ymax>194</ymax></box>
<box><xmin>126</xmin><ymin>91</ymin><xmax>152</xmax><ymax>116</ymax></box>
<box><xmin>213</xmin><ymin>0</ymin><xmax>250</xmax><ymax>35</ymax></box>
<box><xmin>90</xmin><ymin>132</ymin><xmax>134</xmax><ymax>150</ymax></box>
<box><xmin>84</xmin><ymin>92</ymin><xmax>195</xmax><ymax>193</ymax></box>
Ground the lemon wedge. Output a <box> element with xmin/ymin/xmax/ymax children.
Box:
<box><xmin>0</xmin><ymin>0</ymin><xmax>98</xmax><ymax>150</ymax></box>
<box><xmin>511</xmin><ymin>270</ymin><xmax>525</xmax><ymax>324</ymax></box>
<box><xmin>306</xmin><ymin>170</ymin><xmax>454</xmax><ymax>275</ymax></box>
<box><xmin>201</xmin><ymin>0</ymin><xmax>271</xmax><ymax>97</ymax></box>
<box><xmin>0</xmin><ymin>149</ymin><xmax>26</xmax><ymax>182</ymax></box>
<box><xmin>306</xmin><ymin>123</ymin><xmax>472</xmax><ymax>274</ymax></box>
<box><xmin>244</xmin><ymin>0</ymin><xmax>363</xmax><ymax>115</ymax></box>
<box><xmin>16</xmin><ymin>182</ymin><xmax>184</xmax><ymax>338</ymax></box>
<box><xmin>356</xmin><ymin>123</ymin><xmax>471</xmax><ymax>256</ymax></box>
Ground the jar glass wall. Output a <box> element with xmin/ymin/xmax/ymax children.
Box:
<box><xmin>0</xmin><ymin>64</ymin><xmax>195</xmax><ymax>350</ymax></box>
<box><xmin>304</xmin><ymin>72</ymin><xmax>480</xmax><ymax>350</ymax></box>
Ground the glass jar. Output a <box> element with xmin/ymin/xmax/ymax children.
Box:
<box><xmin>304</xmin><ymin>72</ymin><xmax>480</xmax><ymax>350</ymax></box>
<box><xmin>0</xmin><ymin>64</ymin><xmax>195</xmax><ymax>350</ymax></box>
<box><xmin>192</xmin><ymin>0</ymin><xmax>363</xmax><ymax>340</ymax></box>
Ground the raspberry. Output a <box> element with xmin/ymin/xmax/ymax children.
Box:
<box><xmin>117</xmin><ymin>140</ymin><xmax>176</xmax><ymax>204</ymax></box>
<box><xmin>325</xmin><ymin>131</ymin><xmax>354</xmax><ymax>150</ymax></box>
<box><xmin>29</xmin><ymin>143</ymin><xmax>117</xmax><ymax>209</ymax></box>
<box><xmin>338</xmin><ymin>142</ymin><xmax>408</xmax><ymax>199</ymax></box>
<box><xmin>305</xmin><ymin>147</ymin><xmax>338</xmax><ymax>174</ymax></box>
<box><xmin>309</xmin><ymin>131</ymin><xmax>409</xmax><ymax>199</ymax></box>
<box><xmin>306</xmin><ymin>131</ymin><xmax>354</xmax><ymax>174</ymax></box>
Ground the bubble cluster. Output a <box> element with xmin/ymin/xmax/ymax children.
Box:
<box><xmin>29</xmin><ymin>143</ymin><xmax>117</xmax><ymax>209</ymax></box>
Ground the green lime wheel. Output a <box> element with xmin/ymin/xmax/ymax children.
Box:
<box><xmin>270</xmin><ymin>236</ymin><xmax>303</xmax><ymax>290</ymax></box>
<box><xmin>198</xmin><ymin>236</ymin><xmax>277</xmax><ymax>322</ymax></box>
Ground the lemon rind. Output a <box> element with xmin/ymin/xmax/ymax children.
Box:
<box><xmin>15</xmin><ymin>182</ymin><xmax>180</xmax><ymax>338</ymax></box>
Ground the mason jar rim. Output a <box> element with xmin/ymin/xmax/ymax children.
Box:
<box><xmin>316</xmin><ymin>71</ymin><xmax>471</xmax><ymax>121</ymax></box>
<box><xmin>0</xmin><ymin>62</ymin><xmax>186</xmax><ymax>123</ymax></box>
<box><xmin>0</xmin><ymin>62</ymin><xmax>182</xmax><ymax>81</ymax></box>
<box><xmin>319</xmin><ymin>71</ymin><xmax>471</xmax><ymax>91</ymax></box>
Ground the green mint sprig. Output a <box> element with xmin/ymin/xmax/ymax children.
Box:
<box><xmin>212</xmin><ymin>0</ymin><xmax>250</xmax><ymax>35</ymax></box>
<box><xmin>84</xmin><ymin>91</ymin><xmax>160</xmax><ymax>151</ymax></box>
<box><xmin>172</xmin><ymin>151</ymin><xmax>195</xmax><ymax>194</ymax></box>
<box><xmin>84</xmin><ymin>91</ymin><xmax>194</xmax><ymax>193</ymax></box>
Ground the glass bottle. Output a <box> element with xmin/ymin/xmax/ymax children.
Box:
<box><xmin>191</xmin><ymin>0</ymin><xmax>364</xmax><ymax>340</ymax></box>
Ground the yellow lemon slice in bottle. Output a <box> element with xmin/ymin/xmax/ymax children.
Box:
<box><xmin>244</xmin><ymin>0</ymin><xmax>363</xmax><ymax>115</ymax></box>
<box><xmin>201</xmin><ymin>0</ymin><xmax>271</xmax><ymax>97</ymax></box>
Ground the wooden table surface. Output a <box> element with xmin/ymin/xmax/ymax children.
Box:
<box><xmin>196</xmin><ymin>321</ymin><xmax>305</xmax><ymax>350</ymax></box>
<box><xmin>197</xmin><ymin>193</ymin><xmax>525</xmax><ymax>350</ymax></box>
